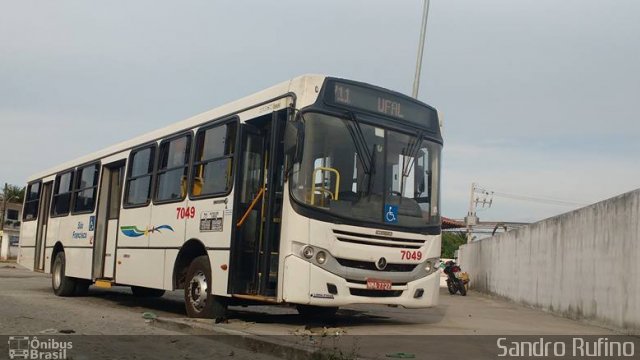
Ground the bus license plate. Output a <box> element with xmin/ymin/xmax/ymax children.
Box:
<box><xmin>366</xmin><ymin>278</ymin><xmax>392</xmax><ymax>290</ymax></box>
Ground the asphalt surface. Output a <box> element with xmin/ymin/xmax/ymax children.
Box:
<box><xmin>0</xmin><ymin>263</ymin><xmax>619</xmax><ymax>359</ymax></box>
<box><xmin>0</xmin><ymin>264</ymin><xmax>278</xmax><ymax>360</ymax></box>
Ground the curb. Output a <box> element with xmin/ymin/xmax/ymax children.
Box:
<box><xmin>152</xmin><ymin>317</ymin><xmax>361</xmax><ymax>360</ymax></box>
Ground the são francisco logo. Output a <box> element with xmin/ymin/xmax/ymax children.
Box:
<box><xmin>120</xmin><ymin>225</ymin><xmax>174</xmax><ymax>237</ymax></box>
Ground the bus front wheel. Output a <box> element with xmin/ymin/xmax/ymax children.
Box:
<box><xmin>184</xmin><ymin>256</ymin><xmax>226</xmax><ymax>319</ymax></box>
<box><xmin>52</xmin><ymin>252</ymin><xmax>77</xmax><ymax>297</ymax></box>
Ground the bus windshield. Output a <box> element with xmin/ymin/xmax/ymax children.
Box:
<box><xmin>290</xmin><ymin>112</ymin><xmax>441</xmax><ymax>228</ymax></box>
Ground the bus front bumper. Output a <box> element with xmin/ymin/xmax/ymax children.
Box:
<box><xmin>282</xmin><ymin>255</ymin><xmax>439</xmax><ymax>309</ymax></box>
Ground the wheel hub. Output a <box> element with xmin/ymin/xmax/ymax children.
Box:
<box><xmin>188</xmin><ymin>271</ymin><xmax>208</xmax><ymax>311</ymax></box>
<box><xmin>53</xmin><ymin>259</ymin><xmax>62</xmax><ymax>289</ymax></box>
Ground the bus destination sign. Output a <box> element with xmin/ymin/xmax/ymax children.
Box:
<box><xmin>324</xmin><ymin>79</ymin><xmax>438</xmax><ymax>130</ymax></box>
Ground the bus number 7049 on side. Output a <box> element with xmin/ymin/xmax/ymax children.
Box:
<box><xmin>176</xmin><ymin>207</ymin><xmax>196</xmax><ymax>219</ymax></box>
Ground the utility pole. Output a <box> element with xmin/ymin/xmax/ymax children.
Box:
<box><xmin>0</xmin><ymin>183</ymin><xmax>7</xmax><ymax>232</ymax></box>
<box><xmin>463</xmin><ymin>183</ymin><xmax>494</xmax><ymax>242</ymax></box>
<box><xmin>412</xmin><ymin>0</ymin><xmax>430</xmax><ymax>99</ymax></box>
<box><xmin>0</xmin><ymin>183</ymin><xmax>7</xmax><ymax>260</ymax></box>
<box><xmin>464</xmin><ymin>183</ymin><xmax>478</xmax><ymax>242</ymax></box>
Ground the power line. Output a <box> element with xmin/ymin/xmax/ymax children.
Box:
<box><xmin>490</xmin><ymin>191</ymin><xmax>587</xmax><ymax>207</ymax></box>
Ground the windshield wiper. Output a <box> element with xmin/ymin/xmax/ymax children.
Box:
<box><xmin>366</xmin><ymin>142</ymin><xmax>378</xmax><ymax>195</ymax></box>
<box><xmin>341</xmin><ymin>111</ymin><xmax>379</xmax><ymax>196</ymax></box>
<box><xmin>399</xmin><ymin>131</ymin><xmax>425</xmax><ymax>196</ymax></box>
<box><xmin>348</xmin><ymin>111</ymin><xmax>374</xmax><ymax>173</ymax></box>
<box><xmin>402</xmin><ymin>131</ymin><xmax>424</xmax><ymax>177</ymax></box>
<box><xmin>343</xmin><ymin>124</ymin><xmax>370</xmax><ymax>175</ymax></box>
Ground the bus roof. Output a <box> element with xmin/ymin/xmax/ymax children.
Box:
<box><xmin>27</xmin><ymin>74</ymin><xmax>326</xmax><ymax>182</ymax></box>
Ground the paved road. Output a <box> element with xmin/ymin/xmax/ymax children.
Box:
<box><xmin>0</xmin><ymin>263</ymin><xmax>617</xmax><ymax>359</ymax></box>
<box><xmin>0</xmin><ymin>264</ymin><xmax>277</xmax><ymax>360</ymax></box>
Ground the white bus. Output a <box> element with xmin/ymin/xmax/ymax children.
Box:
<box><xmin>18</xmin><ymin>75</ymin><xmax>442</xmax><ymax>318</ymax></box>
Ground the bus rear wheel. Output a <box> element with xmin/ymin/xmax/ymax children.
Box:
<box><xmin>52</xmin><ymin>252</ymin><xmax>77</xmax><ymax>297</ymax></box>
<box><xmin>184</xmin><ymin>256</ymin><xmax>226</xmax><ymax>319</ymax></box>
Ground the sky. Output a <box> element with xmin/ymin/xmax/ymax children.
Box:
<box><xmin>1</xmin><ymin>0</ymin><xmax>639</xmax><ymax>223</ymax></box>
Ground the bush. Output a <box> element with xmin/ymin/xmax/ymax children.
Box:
<box><xmin>441</xmin><ymin>231</ymin><xmax>467</xmax><ymax>258</ymax></box>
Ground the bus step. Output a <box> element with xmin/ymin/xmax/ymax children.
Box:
<box><xmin>232</xmin><ymin>294</ymin><xmax>278</xmax><ymax>303</ymax></box>
<box><xmin>94</xmin><ymin>279</ymin><xmax>113</xmax><ymax>288</ymax></box>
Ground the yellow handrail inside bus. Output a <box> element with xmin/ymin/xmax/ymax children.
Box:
<box><xmin>236</xmin><ymin>186</ymin><xmax>265</xmax><ymax>228</ymax></box>
<box><xmin>310</xmin><ymin>167</ymin><xmax>340</xmax><ymax>205</ymax></box>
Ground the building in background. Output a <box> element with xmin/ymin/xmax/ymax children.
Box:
<box><xmin>1</xmin><ymin>200</ymin><xmax>22</xmax><ymax>259</ymax></box>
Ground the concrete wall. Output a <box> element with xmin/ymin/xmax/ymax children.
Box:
<box><xmin>459</xmin><ymin>189</ymin><xmax>640</xmax><ymax>334</ymax></box>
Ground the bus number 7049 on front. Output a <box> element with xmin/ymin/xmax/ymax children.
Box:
<box><xmin>400</xmin><ymin>250</ymin><xmax>422</xmax><ymax>261</ymax></box>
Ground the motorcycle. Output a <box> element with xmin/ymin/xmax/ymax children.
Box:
<box><xmin>442</xmin><ymin>260</ymin><xmax>468</xmax><ymax>296</ymax></box>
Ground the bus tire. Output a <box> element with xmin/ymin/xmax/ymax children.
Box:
<box><xmin>131</xmin><ymin>286</ymin><xmax>165</xmax><ymax>298</ymax></box>
<box><xmin>296</xmin><ymin>305</ymin><xmax>338</xmax><ymax>318</ymax></box>
<box><xmin>52</xmin><ymin>252</ymin><xmax>77</xmax><ymax>297</ymax></box>
<box><xmin>184</xmin><ymin>256</ymin><xmax>225</xmax><ymax>318</ymax></box>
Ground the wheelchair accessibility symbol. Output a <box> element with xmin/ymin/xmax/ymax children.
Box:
<box><xmin>384</xmin><ymin>205</ymin><xmax>398</xmax><ymax>224</ymax></box>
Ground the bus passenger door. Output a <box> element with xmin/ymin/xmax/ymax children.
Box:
<box><xmin>93</xmin><ymin>161</ymin><xmax>125</xmax><ymax>279</ymax></box>
<box><xmin>231</xmin><ymin>125</ymin><xmax>264</xmax><ymax>294</ymax></box>
<box><xmin>34</xmin><ymin>182</ymin><xmax>52</xmax><ymax>272</ymax></box>
<box><xmin>230</xmin><ymin>108</ymin><xmax>287</xmax><ymax>297</ymax></box>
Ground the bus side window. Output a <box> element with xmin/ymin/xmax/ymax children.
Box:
<box><xmin>125</xmin><ymin>145</ymin><xmax>155</xmax><ymax>207</ymax></box>
<box><xmin>51</xmin><ymin>170</ymin><xmax>74</xmax><ymax>216</ymax></box>
<box><xmin>191</xmin><ymin>121</ymin><xmax>237</xmax><ymax>197</ymax></box>
<box><xmin>23</xmin><ymin>181</ymin><xmax>42</xmax><ymax>221</ymax></box>
<box><xmin>72</xmin><ymin>163</ymin><xmax>100</xmax><ymax>213</ymax></box>
<box><xmin>155</xmin><ymin>134</ymin><xmax>192</xmax><ymax>202</ymax></box>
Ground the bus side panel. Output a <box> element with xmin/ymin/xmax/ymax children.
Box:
<box><xmin>18</xmin><ymin>247</ymin><xmax>35</xmax><ymax>271</ymax></box>
<box><xmin>277</xmin><ymin>189</ymin><xmax>310</xmax><ymax>301</ymax></box>
<box><xmin>44</xmin><ymin>248</ymin><xmax>53</xmax><ymax>273</ymax></box>
<box><xmin>118</xmin><ymin>207</ymin><xmax>151</xmax><ymax>247</ymax></box>
<box><xmin>64</xmin><ymin>248</ymin><xmax>93</xmax><ymax>279</ymax></box>
<box><xmin>282</xmin><ymin>255</ymin><xmax>310</xmax><ymax>304</ymax></box>
<box><xmin>185</xmin><ymin>194</ymin><xmax>233</xmax><ymax>249</ymax></box>
<box><xmin>149</xmin><ymin>203</ymin><xmax>185</xmax><ymax>248</ymax></box>
<box><xmin>57</xmin><ymin>215</ymin><xmax>93</xmax><ymax>279</ymax></box>
<box><xmin>19</xmin><ymin>221</ymin><xmax>37</xmax><ymax>247</ymax></box>
<box><xmin>18</xmin><ymin>221</ymin><xmax>37</xmax><ymax>270</ymax></box>
<box><xmin>46</xmin><ymin>217</ymin><xmax>61</xmax><ymax>255</ymax></box>
<box><xmin>208</xmin><ymin>250</ymin><xmax>230</xmax><ymax>296</ymax></box>
<box><xmin>163</xmin><ymin>249</ymin><xmax>179</xmax><ymax>290</ymax></box>
<box><xmin>115</xmin><ymin>248</ymin><xmax>164</xmax><ymax>289</ymax></box>
<box><xmin>63</xmin><ymin>214</ymin><xmax>96</xmax><ymax>249</ymax></box>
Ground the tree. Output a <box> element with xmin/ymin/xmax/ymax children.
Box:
<box><xmin>441</xmin><ymin>231</ymin><xmax>467</xmax><ymax>258</ymax></box>
<box><xmin>1</xmin><ymin>184</ymin><xmax>25</xmax><ymax>204</ymax></box>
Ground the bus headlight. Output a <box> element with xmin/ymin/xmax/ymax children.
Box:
<box><xmin>316</xmin><ymin>251</ymin><xmax>327</xmax><ymax>264</ymax></box>
<box><xmin>302</xmin><ymin>246</ymin><xmax>314</xmax><ymax>259</ymax></box>
<box><xmin>424</xmin><ymin>258</ymin><xmax>439</xmax><ymax>275</ymax></box>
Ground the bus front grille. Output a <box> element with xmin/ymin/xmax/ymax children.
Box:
<box><xmin>336</xmin><ymin>258</ymin><xmax>418</xmax><ymax>272</ymax></box>
<box><xmin>333</xmin><ymin>229</ymin><xmax>425</xmax><ymax>249</ymax></box>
